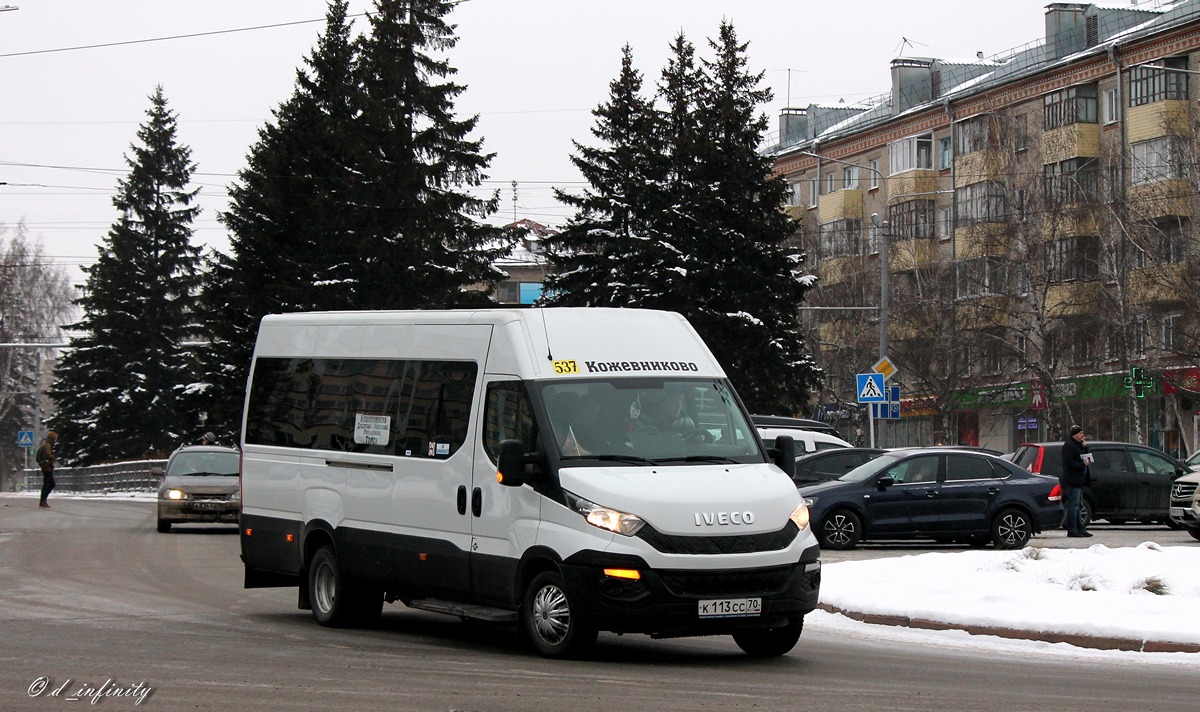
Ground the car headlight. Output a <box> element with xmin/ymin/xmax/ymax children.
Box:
<box><xmin>790</xmin><ymin>502</ymin><xmax>811</xmax><ymax>530</ymax></box>
<box><xmin>565</xmin><ymin>491</ymin><xmax>645</xmax><ymax>536</ymax></box>
<box><xmin>164</xmin><ymin>489</ymin><xmax>186</xmax><ymax>501</ymax></box>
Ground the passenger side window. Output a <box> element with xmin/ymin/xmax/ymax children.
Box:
<box><xmin>1129</xmin><ymin>450</ymin><xmax>1177</xmax><ymax>475</ymax></box>
<box><xmin>945</xmin><ymin>454</ymin><xmax>996</xmax><ymax>481</ymax></box>
<box><xmin>888</xmin><ymin>455</ymin><xmax>940</xmax><ymax>484</ymax></box>
<box><xmin>483</xmin><ymin>381</ymin><xmax>538</xmax><ymax>461</ymax></box>
<box><xmin>1089</xmin><ymin>448</ymin><xmax>1126</xmax><ymax>471</ymax></box>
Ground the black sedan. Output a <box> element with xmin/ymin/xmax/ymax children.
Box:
<box><xmin>792</xmin><ymin>447</ymin><xmax>885</xmax><ymax>486</ymax></box>
<box><xmin>798</xmin><ymin>448</ymin><xmax>1061</xmax><ymax>550</ymax></box>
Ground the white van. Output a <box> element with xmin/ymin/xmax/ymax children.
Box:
<box><xmin>239</xmin><ymin>308</ymin><xmax>820</xmax><ymax>657</ymax></box>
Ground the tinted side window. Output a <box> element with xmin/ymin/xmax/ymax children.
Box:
<box><xmin>1089</xmin><ymin>447</ymin><xmax>1127</xmax><ymax>471</ymax></box>
<box><xmin>1129</xmin><ymin>449</ymin><xmax>1177</xmax><ymax>475</ymax></box>
<box><xmin>888</xmin><ymin>455</ymin><xmax>940</xmax><ymax>484</ymax></box>
<box><xmin>1012</xmin><ymin>446</ymin><xmax>1040</xmax><ymax>471</ymax></box>
<box><xmin>245</xmin><ymin>357</ymin><xmax>477</xmax><ymax>458</ymax></box>
<box><xmin>483</xmin><ymin>381</ymin><xmax>537</xmax><ymax>461</ymax></box>
<box><xmin>946</xmin><ymin>454</ymin><xmax>996</xmax><ymax>481</ymax></box>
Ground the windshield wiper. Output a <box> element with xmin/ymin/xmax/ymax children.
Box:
<box><xmin>560</xmin><ymin>454</ymin><xmax>659</xmax><ymax>465</ymax></box>
<box><xmin>652</xmin><ymin>455</ymin><xmax>740</xmax><ymax>464</ymax></box>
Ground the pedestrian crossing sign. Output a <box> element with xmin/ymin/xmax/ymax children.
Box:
<box><xmin>856</xmin><ymin>373</ymin><xmax>886</xmax><ymax>403</ymax></box>
<box><xmin>17</xmin><ymin>430</ymin><xmax>35</xmax><ymax>448</ymax></box>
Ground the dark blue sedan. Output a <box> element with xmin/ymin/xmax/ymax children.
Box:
<box><xmin>798</xmin><ymin>448</ymin><xmax>1061</xmax><ymax>550</ymax></box>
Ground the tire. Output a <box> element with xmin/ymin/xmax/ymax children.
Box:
<box><xmin>732</xmin><ymin>616</ymin><xmax>803</xmax><ymax>658</ymax></box>
<box><xmin>1164</xmin><ymin>518</ymin><xmax>1183</xmax><ymax>530</ymax></box>
<box><xmin>991</xmin><ymin>507</ymin><xmax>1033</xmax><ymax>549</ymax></box>
<box><xmin>307</xmin><ymin>545</ymin><xmax>382</xmax><ymax>628</ymax></box>
<box><xmin>1080</xmin><ymin>499</ymin><xmax>1093</xmax><ymax>530</ymax></box>
<box><xmin>156</xmin><ymin>518</ymin><xmax>171</xmax><ymax>533</ymax></box>
<box><xmin>819</xmin><ymin>509</ymin><xmax>862</xmax><ymax>550</ymax></box>
<box><xmin>1188</xmin><ymin>528</ymin><xmax>1200</xmax><ymax>542</ymax></box>
<box><xmin>522</xmin><ymin>570</ymin><xmax>596</xmax><ymax>658</ymax></box>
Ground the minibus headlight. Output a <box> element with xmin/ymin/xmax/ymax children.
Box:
<box><xmin>789</xmin><ymin>502</ymin><xmax>811</xmax><ymax>531</ymax></box>
<box><xmin>565</xmin><ymin>491</ymin><xmax>645</xmax><ymax>536</ymax></box>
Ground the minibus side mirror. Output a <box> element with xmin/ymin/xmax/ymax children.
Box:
<box><xmin>497</xmin><ymin>439</ymin><xmax>533</xmax><ymax>487</ymax></box>
<box><xmin>770</xmin><ymin>435</ymin><xmax>797</xmax><ymax>478</ymax></box>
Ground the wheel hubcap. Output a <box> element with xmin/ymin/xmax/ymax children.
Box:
<box><xmin>531</xmin><ymin>584</ymin><xmax>570</xmax><ymax>646</ymax></box>
<box><xmin>313</xmin><ymin>561</ymin><xmax>336</xmax><ymax>614</ymax></box>
<box><xmin>824</xmin><ymin>516</ymin><xmax>854</xmax><ymax>546</ymax></box>
<box><xmin>997</xmin><ymin>514</ymin><xmax>1029</xmax><ymax>545</ymax></box>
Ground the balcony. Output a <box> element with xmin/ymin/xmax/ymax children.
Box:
<box><xmin>783</xmin><ymin>204</ymin><xmax>805</xmax><ymax>221</ymax></box>
<box><xmin>818</xmin><ymin>189</ymin><xmax>863</xmax><ymax>223</ymax></box>
<box><xmin>1045</xmin><ymin>281</ymin><xmax>1103</xmax><ymax>317</ymax></box>
<box><xmin>1128</xmin><ymin>263</ymin><xmax>1186</xmax><ymax>306</ymax></box>
<box><xmin>1128</xmin><ymin>180</ymin><xmax>1192</xmax><ymax>220</ymax></box>
<box><xmin>1041</xmin><ymin>209</ymin><xmax>1098</xmax><ymax>238</ymax></box>
<box><xmin>955</xmin><ymin>295</ymin><xmax>1014</xmax><ymax>329</ymax></box>
<box><xmin>954</xmin><ymin>150</ymin><xmax>1006</xmax><ymax>188</ymax></box>
<box><xmin>954</xmin><ymin>223</ymin><xmax>1011</xmax><ymax>259</ymax></box>
<box><xmin>816</xmin><ymin>255</ymin><xmax>861</xmax><ymax>287</ymax></box>
<box><xmin>1127</xmin><ymin>100</ymin><xmax>1188</xmax><ymax>143</ymax></box>
<box><xmin>1041</xmin><ymin>124</ymin><xmax>1099</xmax><ymax>165</ymax></box>
<box><xmin>889</xmin><ymin>237</ymin><xmax>939</xmax><ymax>271</ymax></box>
<box><xmin>887</xmin><ymin>170</ymin><xmax>937</xmax><ymax>204</ymax></box>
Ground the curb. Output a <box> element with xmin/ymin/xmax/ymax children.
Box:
<box><xmin>817</xmin><ymin>603</ymin><xmax>1200</xmax><ymax>654</ymax></box>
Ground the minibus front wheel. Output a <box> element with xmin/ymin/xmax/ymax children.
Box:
<box><xmin>522</xmin><ymin>570</ymin><xmax>597</xmax><ymax>658</ymax></box>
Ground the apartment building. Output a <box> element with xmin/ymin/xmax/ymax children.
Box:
<box><xmin>771</xmin><ymin>1</ymin><xmax>1200</xmax><ymax>455</ymax></box>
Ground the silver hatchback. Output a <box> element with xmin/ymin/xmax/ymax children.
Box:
<box><xmin>154</xmin><ymin>445</ymin><xmax>240</xmax><ymax>532</ymax></box>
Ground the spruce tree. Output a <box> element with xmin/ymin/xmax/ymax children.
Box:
<box><xmin>541</xmin><ymin>44</ymin><xmax>669</xmax><ymax>305</ymax></box>
<box><xmin>684</xmin><ymin>21</ymin><xmax>820</xmax><ymax>413</ymax></box>
<box><xmin>204</xmin><ymin>0</ymin><xmax>361</xmax><ymax>434</ymax></box>
<box><xmin>48</xmin><ymin>86</ymin><xmax>202</xmax><ymax>463</ymax></box>
<box><xmin>352</xmin><ymin>0</ymin><xmax>510</xmax><ymax>309</ymax></box>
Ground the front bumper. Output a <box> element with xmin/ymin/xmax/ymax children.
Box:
<box><xmin>559</xmin><ymin>545</ymin><xmax>821</xmax><ymax>637</ymax></box>
<box><xmin>158</xmin><ymin>501</ymin><xmax>239</xmax><ymax>524</ymax></box>
<box><xmin>1168</xmin><ymin>502</ymin><xmax>1200</xmax><ymax>529</ymax></box>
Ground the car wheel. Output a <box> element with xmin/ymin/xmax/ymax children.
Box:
<box><xmin>1189</xmin><ymin>528</ymin><xmax>1200</xmax><ymax>542</ymax></box>
<box><xmin>308</xmin><ymin>545</ymin><xmax>381</xmax><ymax>628</ymax></box>
<box><xmin>819</xmin><ymin>509</ymin><xmax>862</xmax><ymax>550</ymax></box>
<box><xmin>156</xmin><ymin>518</ymin><xmax>171</xmax><ymax>533</ymax></box>
<box><xmin>991</xmin><ymin>508</ymin><xmax>1032</xmax><ymax>549</ymax></box>
<box><xmin>732</xmin><ymin>616</ymin><xmax>803</xmax><ymax>658</ymax></box>
<box><xmin>523</xmin><ymin>570</ymin><xmax>596</xmax><ymax>658</ymax></box>
<box><xmin>1080</xmin><ymin>499</ymin><xmax>1093</xmax><ymax>529</ymax></box>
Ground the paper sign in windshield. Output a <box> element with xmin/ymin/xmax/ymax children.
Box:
<box><xmin>354</xmin><ymin>414</ymin><xmax>391</xmax><ymax>446</ymax></box>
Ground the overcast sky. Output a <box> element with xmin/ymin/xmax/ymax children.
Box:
<box><xmin>2</xmin><ymin>0</ymin><xmax>1071</xmax><ymax>282</ymax></box>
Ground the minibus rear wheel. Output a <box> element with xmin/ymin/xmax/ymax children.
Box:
<box><xmin>522</xmin><ymin>570</ymin><xmax>597</xmax><ymax>658</ymax></box>
<box><xmin>308</xmin><ymin>545</ymin><xmax>381</xmax><ymax>627</ymax></box>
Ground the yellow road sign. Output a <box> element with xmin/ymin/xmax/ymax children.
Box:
<box><xmin>872</xmin><ymin>356</ymin><xmax>896</xmax><ymax>381</ymax></box>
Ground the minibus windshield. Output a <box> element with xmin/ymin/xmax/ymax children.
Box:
<box><xmin>534</xmin><ymin>378</ymin><xmax>766</xmax><ymax>464</ymax></box>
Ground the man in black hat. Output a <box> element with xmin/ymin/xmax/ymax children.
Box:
<box><xmin>1060</xmin><ymin>424</ymin><xmax>1092</xmax><ymax>538</ymax></box>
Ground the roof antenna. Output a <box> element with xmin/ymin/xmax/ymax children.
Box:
<box><xmin>540</xmin><ymin>307</ymin><xmax>554</xmax><ymax>361</ymax></box>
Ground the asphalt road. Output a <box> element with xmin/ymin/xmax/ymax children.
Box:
<box><xmin>1</xmin><ymin>497</ymin><xmax>1195</xmax><ymax>712</ymax></box>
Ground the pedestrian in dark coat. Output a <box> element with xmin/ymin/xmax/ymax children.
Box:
<box><xmin>1060</xmin><ymin>424</ymin><xmax>1092</xmax><ymax>537</ymax></box>
<box><xmin>35</xmin><ymin>431</ymin><xmax>58</xmax><ymax>509</ymax></box>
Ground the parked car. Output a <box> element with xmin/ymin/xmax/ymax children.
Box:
<box><xmin>1168</xmin><ymin>469</ymin><xmax>1200</xmax><ymax>540</ymax></box>
<box><xmin>798</xmin><ymin>448</ymin><xmax>1061</xmax><ymax>550</ymax></box>
<box><xmin>1011</xmin><ymin>441</ymin><xmax>1189</xmax><ymax>527</ymax></box>
<box><xmin>751</xmin><ymin>414</ymin><xmax>842</xmax><ymax>437</ymax></box>
<box><xmin>791</xmin><ymin>447</ymin><xmax>886</xmax><ymax>486</ymax></box>
<box><xmin>754</xmin><ymin>415</ymin><xmax>852</xmax><ymax>455</ymax></box>
<box><xmin>154</xmin><ymin>445</ymin><xmax>241</xmax><ymax>533</ymax></box>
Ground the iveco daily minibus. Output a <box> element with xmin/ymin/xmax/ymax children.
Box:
<box><xmin>239</xmin><ymin>308</ymin><xmax>820</xmax><ymax>657</ymax></box>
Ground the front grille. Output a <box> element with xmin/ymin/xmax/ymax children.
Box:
<box><xmin>1171</xmin><ymin>481</ymin><xmax>1197</xmax><ymax>502</ymax></box>
<box><xmin>658</xmin><ymin>566</ymin><xmax>794</xmax><ymax>597</ymax></box>
<box><xmin>636</xmin><ymin>523</ymin><xmax>798</xmax><ymax>555</ymax></box>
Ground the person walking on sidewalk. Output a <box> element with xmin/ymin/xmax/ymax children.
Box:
<box><xmin>35</xmin><ymin>431</ymin><xmax>58</xmax><ymax>509</ymax></box>
<box><xmin>1060</xmin><ymin>424</ymin><xmax>1092</xmax><ymax>538</ymax></box>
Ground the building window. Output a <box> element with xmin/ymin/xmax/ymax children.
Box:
<box><xmin>842</xmin><ymin>166</ymin><xmax>859</xmax><ymax>190</ymax></box>
<box><xmin>1132</xmin><ymin>219</ymin><xmax>1188</xmax><ymax>267</ymax></box>
<box><xmin>818</xmin><ymin>219</ymin><xmax>863</xmax><ymax>258</ymax></box>
<box><xmin>1129</xmin><ymin>57</ymin><xmax>1189</xmax><ymax>106</ymax></box>
<box><xmin>937</xmin><ymin>207</ymin><xmax>953</xmax><ymax>240</ymax></box>
<box><xmin>938</xmin><ymin>136</ymin><xmax>953</xmax><ymax>169</ymax></box>
<box><xmin>955</xmin><ymin>181</ymin><xmax>1008</xmax><ymax>226</ymax></box>
<box><xmin>888</xmin><ymin>200</ymin><xmax>935</xmax><ymax>240</ymax></box>
<box><xmin>1162</xmin><ymin>312</ymin><xmax>1182</xmax><ymax>352</ymax></box>
<box><xmin>1046</xmin><ymin>235</ymin><xmax>1100</xmax><ymax>283</ymax></box>
<box><xmin>809</xmin><ymin>177</ymin><xmax>819</xmax><ymax>207</ymax></box>
<box><xmin>825</xmin><ymin>172</ymin><xmax>836</xmax><ymax>194</ymax></box>
<box><xmin>1043</xmin><ymin>84</ymin><xmax>1098</xmax><ymax>130</ymax></box>
<box><xmin>889</xmin><ymin>134</ymin><xmax>934</xmax><ymax>175</ymax></box>
<box><xmin>957</xmin><ymin>257</ymin><xmax>1008</xmax><ymax>298</ymax></box>
<box><xmin>1014</xmin><ymin>115</ymin><xmax>1028</xmax><ymax>152</ymax></box>
<box><xmin>1102</xmin><ymin>88</ymin><xmax>1118</xmax><ymax>124</ymax></box>
<box><xmin>1043</xmin><ymin>158</ymin><xmax>1099</xmax><ymax>205</ymax></box>
<box><xmin>1016</xmin><ymin>334</ymin><xmax>1029</xmax><ymax>371</ymax></box>
<box><xmin>954</xmin><ymin>115</ymin><xmax>994</xmax><ymax>156</ymax></box>
<box><xmin>1130</xmin><ymin>319</ymin><xmax>1148</xmax><ymax>357</ymax></box>
<box><xmin>1015</xmin><ymin>189</ymin><xmax>1029</xmax><ymax>222</ymax></box>
<box><xmin>867</xmin><ymin>224</ymin><xmax>880</xmax><ymax>255</ymax></box>
<box><xmin>1130</xmin><ymin>137</ymin><xmax>1185</xmax><ymax>185</ymax></box>
<box><xmin>868</xmin><ymin>159</ymin><xmax>880</xmax><ymax>189</ymax></box>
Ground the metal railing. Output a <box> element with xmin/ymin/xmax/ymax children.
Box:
<box><xmin>21</xmin><ymin>459</ymin><xmax>166</xmax><ymax>494</ymax></box>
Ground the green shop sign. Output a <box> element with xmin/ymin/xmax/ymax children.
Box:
<box><xmin>957</xmin><ymin>373</ymin><xmax>1135</xmax><ymax>409</ymax></box>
